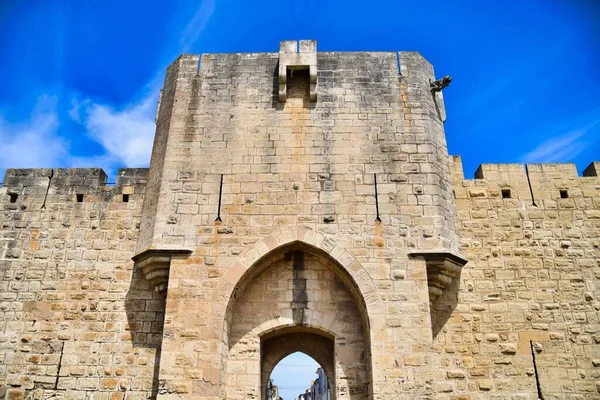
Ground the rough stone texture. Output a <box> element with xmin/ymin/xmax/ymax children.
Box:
<box><xmin>0</xmin><ymin>168</ymin><xmax>159</xmax><ymax>400</ymax></box>
<box><xmin>227</xmin><ymin>248</ymin><xmax>368</xmax><ymax>399</ymax></box>
<box><xmin>447</xmin><ymin>157</ymin><xmax>600</xmax><ymax>399</ymax></box>
<box><xmin>1</xmin><ymin>41</ymin><xmax>599</xmax><ymax>400</ymax></box>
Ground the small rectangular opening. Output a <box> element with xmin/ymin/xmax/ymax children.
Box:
<box><xmin>560</xmin><ymin>190</ymin><xmax>568</xmax><ymax>199</ymax></box>
<box><xmin>9</xmin><ymin>193</ymin><xmax>18</xmax><ymax>203</ymax></box>
<box><xmin>122</xmin><ymin>194</ymin><xmax>130</xmax><ymax>203</ymax></box>
<box><xmin>286</xmin><ymin>68</ymin><xmax>310</xmax><ymax>100</ymax></box>
<box><xmin>76</xmin><ymin>194</ymin><xmax>84</xmax><ymax>202</ymax></box>
<box><xmin>501</xmin><ymin>189</ymin><xmax>511</xmax><ymax>199</ymax></box>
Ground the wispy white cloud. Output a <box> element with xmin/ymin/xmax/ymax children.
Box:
<box><xmin>520</xmin><ymin>118</ymin><xmax>599</xmax><ymax>163</ymax></box>
<box><xmin>0</xmin><ymin>93</ymin><xmax>155</xmax><ymax>181</ymax></box>
<box><xmin>80</xmin><ymin>94</ymin><xmax>156</xmax><ymax>168</ymax></box>
<box><xmin>179</xmin><ymin>0</ymin><xmax>216</xmax><ymax>52</ymax></box>
<box><xmin>68</xmin><ymin>97</ymin><xmax>86</xmax><ymax>122</ymax></box>
<box><xmin>0</xmin><ymin>96</ymin><xmax>67</xmax><ymax>179</ymax></box>
<box><xmin>66</xmin><ymin>0</ymin><xmax>216</xmax><ymax>173</ymax></box>
<box><xmin>1</xmin><ymin>1</ymin><xmax>216</xmax><ymax>180</ymax></box>
<box><xmin>133</xmin><ymin>0</ymin><xmax>216</xmax><ymax>95</ymax></box>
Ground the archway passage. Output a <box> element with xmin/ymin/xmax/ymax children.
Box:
<box><xmin>268</xmin><ymin>350</ymin><xmax>330</xmax><ymax>400</ymax></box>
<box><xmin>262</xmin><ymin>329</ymin><xmax>334</xmax><ymax>400</ymax></box>
<box><xmin>224</xmin><ymin>243</ymin><xmax>372</xmax><ymax>399</ymax></box>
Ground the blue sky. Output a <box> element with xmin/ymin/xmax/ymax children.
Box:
<box><xmin>0</xmin><ymin>1</ymin><xmax>599</xmax><ymax>181</ymax></box>
<box><xmin>270</xmin><ymin>352</ymin><xmax>320</xmax><ymax>399</ymax></box>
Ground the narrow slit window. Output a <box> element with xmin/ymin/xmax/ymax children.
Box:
<box><xmin>9</xmin><ymin>193</ymin><xmax>18</xmax><ymax>203</ymax></box>
<box><xmin>76</xmin><ymin>194</ymin><xmax>84</xmax><ymax>202</ymax></box>
<box><xmin>122</xmin><ymin>194</ymin><xmax>130</xmax><ymax>203</ymax></box>
<box><xmin>560</xmin><ymin>190</ymin><xmax>568</xmax><ymax>199</ymax></box>
<box><xmin>501</xmin><ymin>189</ymin><xmax>511</xmax><ymax>199</ymax></box>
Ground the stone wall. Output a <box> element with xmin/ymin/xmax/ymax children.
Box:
<box><xmin>0</xmin><ymin>168</ymin><xmax>158</xmax><ymax>400</ymax></box>
<box><xmin>440</xmin><ymin>157</ymin><xmax>600</xmax><ymax>398</ymax></box>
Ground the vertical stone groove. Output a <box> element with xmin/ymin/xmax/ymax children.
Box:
<box><xmin>291</xmin><ymin>250</ymin><xmax>308</xmax><ymax>325</ymax></box>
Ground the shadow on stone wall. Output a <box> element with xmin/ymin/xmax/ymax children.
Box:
<box><xmin>430</xmin><ymin>269</ymin><xmax>462</xmax><ymax>340</ymax></box>
<box><xmin>271</xmin><ymin>64</ymin><xmax>317</xmax><ymax>110</ymax></box>
<box><xmin>271</xmin><ymin>62</ymin><xmax>280</xmax><ymax>109</ymax></box>
<box><xmin>124</xmin><ymin>266</ymin><xmax>165</xmax><ymax>399</ymax></box>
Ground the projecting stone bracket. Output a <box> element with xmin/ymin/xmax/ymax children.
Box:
<box><xmin>132</xmin><ymin>249</ymin><xmax>193</xmax><ymax>293</ymax></box>
<box><xmin>278</xmin><ymin>40</ymin><xmax>317</xmax><ymax>102</ymax></box>
<box><xmin>409</xmin><ymin>251</ymin><xmax>468</xmax><ymax>304</ymax></box>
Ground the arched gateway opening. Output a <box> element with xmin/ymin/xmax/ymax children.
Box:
<box><xmin>263</xmin><ymin>329</ymin><xmax>334</xmax><ymax>399</ymax></box>
<box><xmin>223</xmin><ymin>241</ymin><xmax>372</xmax><ymax>399</ymax></box>
<box><xmin>268</xmin><ymin>351</ymin><xmax>332</xmax><ymax>399</ymax></box>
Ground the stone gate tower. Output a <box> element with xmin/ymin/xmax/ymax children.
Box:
<box><xmin>1</xmin><ymin>40</ymin><xmax>599</xmax><ymax>400</ymax></box>
<box><xmin>133</xmin><ymin>40</ymin><xmax>466</xmax><ymax>399</ymax></box>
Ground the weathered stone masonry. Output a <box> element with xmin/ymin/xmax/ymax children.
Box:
<box><xmin>1</xmin><ymin>40</ymin><xmax>598</xmax><ymax>400</ymax></box>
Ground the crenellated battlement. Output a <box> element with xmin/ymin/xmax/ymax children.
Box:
<box><xmin>451</xmin><ymin>155</ymin><xmax>600</xmax><ymax>203</ymax></box>
<box><xmin>1</xmin><ymin>167</ymin><xmax>148</xmax><ymax>202</ymax></box>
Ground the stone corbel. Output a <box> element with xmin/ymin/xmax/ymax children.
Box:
<box><xmin>409</xmin><ymin>251</ymin><xmax>468</xmax><ymax>304</ymax></box>
<box><xmin>132</xmin><ymin>249</ymin><xmax>193</xmax><ymax>293</ymax></box>
<box><xmin>278</xmin><ymin>40</ymin><xmax>317</xmax><ymax>102</ymax></box>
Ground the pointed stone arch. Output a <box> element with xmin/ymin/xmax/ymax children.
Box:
<box><xmin>214</xmin><ymin>226</ymin><xmax>382</xmax><ymax>312</ymax></box>
<box><xmin>214</xmin><ymin>227</ymin><xmax>380</xmax><ymax>398</ymax></box>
